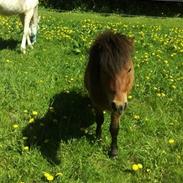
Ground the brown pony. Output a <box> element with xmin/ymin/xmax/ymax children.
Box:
<box><xmin>84</xmin><ymin>30</ymin><xmax>134</xmax><ymax>157</ymax></box>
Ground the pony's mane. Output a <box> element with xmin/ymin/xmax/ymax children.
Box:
<box><xmin>89</xmin><ymin>30</ymin><xmax>134</xmax><ymax>80</ymax></box>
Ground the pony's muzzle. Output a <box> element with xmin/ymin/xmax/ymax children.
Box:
<box><xmin>111</xmin><ymin>102</ymin><xmax>128</xmax><ymax>113</ymax></box>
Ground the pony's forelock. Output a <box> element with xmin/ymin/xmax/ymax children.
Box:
<box><xmin>89</xmin><ymin>30</ymin><xmax>134</xmax><ymax>79</ymax></box>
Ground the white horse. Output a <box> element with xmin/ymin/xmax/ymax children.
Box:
<box><xmin>0</xmin><ymin>0</ymin><xmax>39</xmax><ymax>53</ymax></box>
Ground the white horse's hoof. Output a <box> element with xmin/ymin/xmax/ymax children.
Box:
<box><xmin>32</xmin><ymin>41</ymin><xmax>36</xmax><ymax>45</ymax></box>
<box><xmin>21</xmin><ymin>48</ymin><xmax>26</xmax><ymax>54</ymax></box>
<box><xmin>30</xmin><ymin>45</ymin><xmax>33</xmax><ymax>49</ymax></box>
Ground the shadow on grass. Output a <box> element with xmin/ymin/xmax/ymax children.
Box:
<box><xmin>0</xmin><ymin>38</ymin><xmax>19</xmax><ymax>50</ymax></box>
<box><xmin>22</xmin><ymin>91</ymin><xmax>95</xmax><ymax>164</ymax></box>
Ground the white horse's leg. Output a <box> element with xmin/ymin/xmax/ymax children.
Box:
<box><xmin>26</xmin><ymin>29</ymin><xmax>33</xmax><ymax>49</ymax></box>
<box><xmin>21</xmin><ymin>14</ymin><xmax>33</xmax><ymax>48</ymax></box>
<box><xmin>20</xmin><ymin>9</ymin><xmax>34</xmax><ymax>53</ymax></box>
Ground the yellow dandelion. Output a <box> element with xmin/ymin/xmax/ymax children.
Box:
<box><xmin>29</xmin><ymin>118</ymin><xmax>35</xmax><ymax>123</ymax></box>
<box><xmin>23</xmin><ymin>146</ymin><xmax>29</xmax><ymax>151</ymax></box>
<box><xmin>137</xmin><ymin>163</ymin><xmax>143</xmax><ymax>169</ymax></box>
<box><xmin>133</xmin><ymin>115</ymin><xmax>140</xmax><ymax>120</ymax></box>
<box><xmin>13</xmin><ymin>124</ymin><xmax>19</xmax><ymax>128</ymax></box>
<box><xmin>32</xmin><ymin>111</ymin><xmax>38</xmax><ymax>116</ymax></box>
<box><xmin>132</xmin><ymin>163</ymin><xmax>143</xmax><ymax>171</ymax></box>
<box><xmin>168</xmin><ymin>138</ymin><xmax>175</xmax><ymax>144</ymax></box>
<box><xmin>43</xmin><ymin>172</ymin><xmax>54</xmax><ymax>181</ymax></box>
<box><xmin>128</xmin><ymin>95</ymin><xmax>132</xmax><ymax>99</ymax></box>
<box><xmin>132</xmin><ymin>164</ymin><xmax>139</xmax><ymax>171</ymax></box>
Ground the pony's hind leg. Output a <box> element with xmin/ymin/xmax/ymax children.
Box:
<box><xmin>95</xmin><ymin>109</ymin><xmax>104</xmax><ymax>140</ymax></box>
<box><xmin>109</xmin><ymin>112</ymin><xmax>121</xmax><ymax>157</ymax></box>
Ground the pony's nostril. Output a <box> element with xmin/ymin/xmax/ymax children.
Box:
<box><xmin>111</xmin><ymin>102</ymin><xmax>123</xmax><ymax>113</ymax></box>
<box><xmin>118</xmin><ymin>105</ymin><xmax>123</xmax><ymax>112</ymax></box>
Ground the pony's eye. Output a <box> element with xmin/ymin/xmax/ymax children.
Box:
<box><xmin>128</xmin><ymin>68</ymin><xmax>131</xmax><ymax>73</ymax></box>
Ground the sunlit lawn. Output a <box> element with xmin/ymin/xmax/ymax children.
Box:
<box><xmin>0</xmin><ymin>9</ymin><xmax>182</xmax><ymax>182</ymax></box>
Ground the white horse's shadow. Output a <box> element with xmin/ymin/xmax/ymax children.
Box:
<box><xmin>0</xmin><ymin>38</ymin><xmax>19</xmax><ymax>50</ymax></box>
<box><xmin>0</xmin><ymin>0</ymin><xmax>40</xmax><ymax>53</ymax></box>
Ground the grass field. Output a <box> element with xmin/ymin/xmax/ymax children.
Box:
<box><xmin>0</xmin><ymin>8</ymin><xmax>183</xmax><ymax>183</ymax></box>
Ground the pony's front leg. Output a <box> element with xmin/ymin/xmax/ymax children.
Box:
<box><xmin>95</xmin><ymin>109</ymin><xmax>104</xmax><ymax>140</ymax></box>
<box><xmin>109</xmin><ymin>112</ymin><xmax>121</xmax><ymax>157</ymax></box>
<box><xmin>21</xmin><ymin>10</ymin><xmax>34</xmax><ymax>53</ymax></box>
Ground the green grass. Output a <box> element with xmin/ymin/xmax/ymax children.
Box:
<box><xmin>0</xmin><ymin>9</ymin><xmax>183</xmax><ymax>183</ymax></box>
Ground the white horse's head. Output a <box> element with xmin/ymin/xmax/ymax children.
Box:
<box><xmin>30</xmin><ymin>15</ymin><xmax>40</xmax><ymax>44</ymax></box>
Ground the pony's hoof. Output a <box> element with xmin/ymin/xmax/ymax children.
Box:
<box><xmin>109</xmin><ymin>148</ymin><xmax>118</xmax><ymax>158</ymax></box>
<box><xmin>21</xmin><ymin>48</ymin><xmax>26</xmax><ymax>54</ymax></box>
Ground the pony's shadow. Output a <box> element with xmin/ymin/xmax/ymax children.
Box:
<box><xmin>0</xmin><ymin>38</ymin><xmax>19</xmax><ymax>50</ymax></box>
<box><xmin>22</xmin><ymin>91</ymin><xmax>95</xmax><ymax>164</ymax></box>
